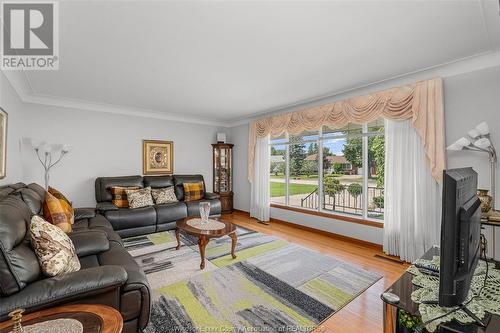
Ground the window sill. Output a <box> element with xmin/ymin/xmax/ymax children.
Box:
<box><xmin>270</xmin><ymin>203</ymin><xmax>384</xmax><ymax>229</ymax></box>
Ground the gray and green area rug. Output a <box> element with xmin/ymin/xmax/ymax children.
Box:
<box><xmin>124</xmin><ymin>227</ymin><xmax>381</xmax><ymax>333</ymax></box>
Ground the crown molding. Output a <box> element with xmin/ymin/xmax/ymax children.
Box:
<box><xmin>226</xmin><ymin>49</ymin><xmax>500</xmax><ymax>127</ymax></box>
<box><xmin>1</xmin><ymin>70</ymin><xmax>231</xmax><ymax>127</ymax></box>
<box><xmin>3</xmin><ymin>49</ymin><xmax>500</xmax><ymax>129</ymax></box>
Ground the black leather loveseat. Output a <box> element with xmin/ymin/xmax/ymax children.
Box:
<box><xmin>0</xmin><ymin>183</ymin><xmax>150</xmax><ymax>333</ymax></box>
<box><xmin>95</xmin><ymin>174</ymin><xmax>221</xmax><ymax>237</ymax></box>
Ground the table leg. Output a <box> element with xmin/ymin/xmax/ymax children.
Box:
<box><xmin>383</xmin><ymin>301</ymin><xmax>397</xmax><ymax>333</ymax></box>
<box><xmin>175</xmin><ymin>228</ymin><xmax>180</xmax><ymax>250</ymax></box>
<box><xmin>198</xmin><ymin>236</ymin><xmax>209</xmax><ymax>270</ymax></box>
<box><xmin>230</xmin><ymin>232</ymin><xmax>237</xmax><ymax>259</ymax></box>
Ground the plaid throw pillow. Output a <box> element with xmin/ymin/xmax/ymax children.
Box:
<box><xmin>183</xmin><ymin>181</ymin><xmax>204</xmax><ymax>202</ymax></box>
<box><xmin>43</xmin><ymin>191</ymin><xmax>72</xmax><ymax>233</ymax></box>
<box><xmin>48</xmin><ymin>186</ymin><xmax>74</xmax><ymax>225</ymax></box>
<box><xmin>111</xmin><ymin>186</ymin><xmax>140</xmax><ymax>208</ymax></box>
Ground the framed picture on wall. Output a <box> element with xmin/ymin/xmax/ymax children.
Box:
<box><xmin>0</xmin><ymin>108</ymin><xmax>7</xmax><ymax>179</ymax></box>
<box><xmin>143</xmin><ymin>140</ymin><xmax>174</xmax><ymax>175</ymax></box>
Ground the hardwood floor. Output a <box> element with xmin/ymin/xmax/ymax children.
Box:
<box><xmin>221</xmin><ymin>210</ymin><xmax>408</xmax><ymax>333</ymax></box>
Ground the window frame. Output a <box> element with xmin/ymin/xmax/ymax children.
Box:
<box><xmin>269</xmin><ymin>123</ymin><xmax>384</xmax><ymax>226</ymax></box>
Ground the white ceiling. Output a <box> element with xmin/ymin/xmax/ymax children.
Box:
<box><xmin>13</xmin><ymin>0</ymin><xmax>500</xmax><ymax>124</ymax></box>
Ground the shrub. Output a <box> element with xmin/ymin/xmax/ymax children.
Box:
<box><xmin>373</xmin><ymin>195</ymin><xmax>384</xmax><ymax>208</ymax></box>
<box><xmin>323</xmin><ymin>175</ymin><xmax>345</xmax><ymax>196</ymax></box>
<box><xmin>347</xmin><ymin>183</ymin><xmax>362</xmax><ymax>197</ymax></box>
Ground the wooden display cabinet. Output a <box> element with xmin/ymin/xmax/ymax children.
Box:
<box><xmin>212</xmin><ymin>143</ymin><xmax>234</xmax><ymax>214</ymax></box>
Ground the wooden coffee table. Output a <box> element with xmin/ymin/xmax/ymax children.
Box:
<box><xmin>0</xmin><ymin>304</ymin><xmax>123</xmax><ymax>333</ymax></box>
<box><xmin>175</xmin><ymin>217</ymin><xmax>237</xmax><ymax>269</ymax></box>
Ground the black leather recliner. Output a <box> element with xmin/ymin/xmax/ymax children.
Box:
<box><xmin>95</xmin><ymin>174</ymin><xmax>221</xmax><ymax>237</ymax></box>
<box><xmin>0</xmin><ymin>183</ymin><xmax>150</xmax><ymax>333</ymax></box>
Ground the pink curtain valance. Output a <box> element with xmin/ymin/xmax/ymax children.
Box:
<box><xmin>248</xmin><ymin>77</ymin><xmax>445</xmax><ymax>182</ymax></box>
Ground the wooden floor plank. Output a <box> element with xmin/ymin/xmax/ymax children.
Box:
<box><xmin>220</xmin><ymin>211</ymin><xmax>408</xmax><ymax>333</ymax></box>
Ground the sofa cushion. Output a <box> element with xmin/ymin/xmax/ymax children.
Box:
<box><xmin>126</xmin><ymin>187</ymin><xmax>153</xmax><ymax>209</ymax></box>
<box><xmin>183</xmin><ymin>181</ymin><xmax>205</xmax><ymax>202</ymax></box>
<box><xmin>143</xmin><ymin>175</ymin><xmax>174</xmax><ymax>189</ymax></box>
<box><xmin>155</xmin><ymin>202</ymin><xmax>187</xmax><ymax>224</ymax></box>
<box><xmin>111</xmin><ymin>186</ymin><xmax>140</xmax><ymax>208</ymax></box>
<box><xmin>151</xmin><ymin>186</ymin><xmax>178</xmax><ymax>204</ymax></box>
<box><xmin>30</xmin><ymin>215</ymin><xmax>80</xmax><ymax>277</ymax></box>
<box><xmin>72</xmin><ymin>213</ymin><xmax>122</xmax><ymax>245</ymax></box>
<box><xmin>0</xmin><ymin>196</ymin><xmax>41</xmax><ymax>296</ymax></box>
<box><xmin>185</xmin><ymin>199</ymin><xmax>221</xmax><ymax>217</ymax></box>
<box><xmin>69</xmin><ymin>230</ymin><xmax>110</xmax><ymax>258</ymax></box>
<box><xmin>13</xmin><ymin>187</ymin><xmax>43</xmax><ymax>215</ymax></box>
<box><xmin>104</xmin><ymin>206</ymin><xmax>157</xmax><ymax>231</ymax></box>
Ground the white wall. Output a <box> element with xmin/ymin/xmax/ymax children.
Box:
<box><xmin>444</xmin><ymin>65</ymin><xmax>500</xmax><ymax>259</ymax></box>
<box><xmin>21</xmin><ymin>104</ymin><xmax>222</xmax><ymax>206</ymax></box>
<box><xmin>0</xmin><ymin>71</ymin><xmax>25</xmax><ymax>185</ymax></box>
<box><xmin>230</xmin><ymin>65</ymin><xmax>500</xmax><ymax>251</ymax></box>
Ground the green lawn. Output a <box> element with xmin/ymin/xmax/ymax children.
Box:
<box><xmin>270</xmin><ymin>174</ymin><xmax>319</xmax><ymax>180</ymax></box>
<box><xmin>270</xmin><ymin>182</ymin><xmax>318</xmax><ymax>197</ymax></box>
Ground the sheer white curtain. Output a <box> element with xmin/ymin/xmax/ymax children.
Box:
<box><xmin>250</xmin><ymin>135</ymin><xmax>270</xmax><ymax>221</ymax></box>
<box><xmin>384</xmin><ymin>119</ymin><xmax>442</xmax><ymax>262</ymax></box>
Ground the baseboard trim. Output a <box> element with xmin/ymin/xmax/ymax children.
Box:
<box><xmin>231</xmin><ymin>209</ymin><xmax>383</xmax><ymax>251</ymax></box>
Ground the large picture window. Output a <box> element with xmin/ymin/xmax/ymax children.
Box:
<box><xmin>269</xmin><ymin>119</ymin><xmax>385</xmax><ymax>221</ymax></box>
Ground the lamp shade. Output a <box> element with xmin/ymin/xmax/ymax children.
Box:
<box><xmin>446</xmin><ymin>142</ymin><xmax>463</xmax><ymax>151</ymax></box>
<box><xmin>467</xmin><ymin>128</ymin><xmax>481</xmax><ymax>139</ymax></box>
<box><xmin>474</xmin><ymin>138</ymin><xmax>491</xmax><ymax>149</ymax></box>
<box><xmin>475</xmin><ymin>122</ymin><xmax>489</xmax><ymax>136</ymax></box>
<box><xmin>62</xmin><ymin>144</ymin><xmax>72</xmax><ymax>153</ymax></box>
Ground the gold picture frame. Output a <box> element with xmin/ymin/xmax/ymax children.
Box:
<box><xmin>0</xmin><ymin>108</ymin><xmax>7</xmax><ymax>179</ymax></box>
<box><xmin>143</xmin><ymin>140</ymin><xmax>174</xmax><ymax>175</ymax></box>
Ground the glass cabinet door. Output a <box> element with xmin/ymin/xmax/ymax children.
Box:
<box><xmin>213</xmin><ymin>145</ymin><xmax>232</xmax><ymax>194</ymax></box>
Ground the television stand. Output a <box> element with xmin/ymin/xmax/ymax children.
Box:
<box><xmin>382</xmin><ymin>247</ymin><xmax>499</xmax><ymax>333</ymax></box>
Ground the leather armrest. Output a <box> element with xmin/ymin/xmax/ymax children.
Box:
<box><xmin>96</xmin><ymin>202</ymin><xmax>119</xmax><ymax>212</ymax></box>
<box><xmin>204</xmin><ymin>192</ymin><xmax>220</xmax><ymax>200</ymax></box>
<box><xmin>73</xmin><ymin>207</ymin><xmax>96</xmax><ymax>220</ymax></box>
<box><xmin>0</xmin><ymin>266</ymin><xmax>127</xmax><ymax>319</ymax></box>
<box><xmin>69</xmin><ymin>230</ymin><xmax>110</xmax><ymax>257</ymax></box>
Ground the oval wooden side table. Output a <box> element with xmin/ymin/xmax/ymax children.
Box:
<box><xmin>0</xmin><ymin>304</ymin><xmax>123</xmax><ymax>333</ymax></box>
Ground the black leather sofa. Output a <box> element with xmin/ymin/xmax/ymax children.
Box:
<box><xmin>95</xmin><ymin>174</ymin><xmax>221</xmax><ymax>237</ymax></box>
<box><xmin>0</xmin><ymin>183</ymin><xmax>150</xmax><ymax>333</ymax></box>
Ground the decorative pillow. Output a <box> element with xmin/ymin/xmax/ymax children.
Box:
<box><xmin>183</xmin><ymin>181</ymin><xmax>204</xmax><ymax>202</ymax></box>
<box><xmin>126</xmin><ymin>187</ymin><xmax>154</xmax><ymax>209</ymax></box>
<box><xmin>43</xmin><ymin>191</ymin><xmax>72</xmax><ymax>233</ymax></box>
<box><xmin>48</xmin><ymin>186</ymin><xmax>74</xmax><ymax>225</ymax></box>
<box><xmin>151</xmin><ymin>186</ymin><xmax>178</xmax><ymax>204</ymax></box>
<box><xmin>30</xmin><ymin>215</ymin><xmax>80</xmax><ymax>277</ymax></box>
<box><xmin>111</xmin><ymin>186</ymin><xmax>140</xmax><ymax>208</ymax></box>
<box><xmin>48</xmin><ymin>186</ymin><xmax>71</xmax><ymax>206</ymax></box>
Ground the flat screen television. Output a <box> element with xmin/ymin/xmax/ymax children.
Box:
<box><xmin>439</xmin><ymin>167</ymin><xmax>482</xmax><ymax>307</ymax></box>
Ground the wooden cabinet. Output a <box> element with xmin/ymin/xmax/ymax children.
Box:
<box><xmin>212</xmin><ymin>143</ymin><xmax>234</xmax><ymax>214</ymax></box>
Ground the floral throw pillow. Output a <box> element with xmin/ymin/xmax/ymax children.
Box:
<box><xmin>30</xmin><ymin>215</ymin><xmax>81</xmax><ymax>277</ymax></box>
<box><xmin>151</xmin><ymin>186</ymin><xmax>178</xmax><ymax>204</ymax></box>
<box><xmin>126</xmin><ymin>187</ymin><xmax>154</xmax><ymax>209</ymax></box>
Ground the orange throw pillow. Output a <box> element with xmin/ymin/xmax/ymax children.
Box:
<box><xmin>48</xmin><ymin>186</ymin><xmax>72</xmax><ymax>206</ymax></box>
<box><xmin>43</xmin><ymin>191</ymin><xmax>73</xmax><ymax>233</ymax></box>
<box><xmin>111</xmin><ymin>186</ymin><xmax>140</xmax><ymax>208</ymax></box>
<box><xmin>183</xmin><ymin>181</ymin><xmax>204</xmax><ymax>202</ymax></box>
<box><xmin>48</xmin><ymin>186</ymin><xmax>74</xmax><ymax>225</ymax></box>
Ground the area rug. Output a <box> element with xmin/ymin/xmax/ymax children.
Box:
<box><xmin>124</xmin><ymin>226</ymin><xmax>381</xmax><ymax>333</ymax></box>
